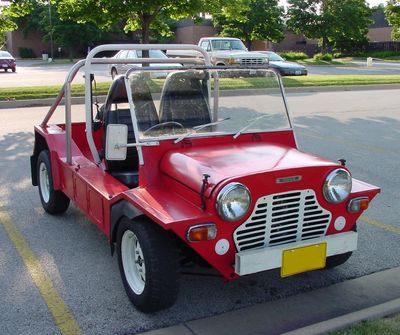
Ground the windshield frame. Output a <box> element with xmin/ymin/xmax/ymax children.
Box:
<box><xmin>211</xmin><ymin>39</ymin><xmax>247</xmax><ymax>51</ymax></box>
<box><xmin>124</xmin><ymin>65</ymin><xmax>292</xmax><ymax>144</ymax></box>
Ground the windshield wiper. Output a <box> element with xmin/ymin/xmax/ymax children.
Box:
<box><xmin>174</xmin><ymin>117</ymin><xmax>231</xmax><ymax>144</ymax></box>
<box><xmin>233</xmin><ymin>114</ymin><xmax>273</xmax><ymax>139</ymax></box>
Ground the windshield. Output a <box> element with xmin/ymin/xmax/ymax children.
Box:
<box><xmin>211</xmin><ymin>39</ymin><xmax>247</xmax><ymax>51</ymax></box>
<box><xmin>266</xmin><ymin>52</ymin><xmax>284</xmax><ymax>62</ymax></box>
<box><xmin>136</xmin><ymin>50</ymin><xmax>167</xmax><ymax>59</ymax></box>
<box><xmin>0</xmin><ymin>51</ymin><xmax>12</xmax><ymax>58</ymax></box>
<box><xmin>127</xmin><ymin>67</ymin><xmax>291</xmax><ymax>142</ymax></box>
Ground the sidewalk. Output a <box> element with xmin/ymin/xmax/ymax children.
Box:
<box><xmin>140</xmin><ymin>267</ymin><xmax>400</xmax><ymax>335</ymax></box>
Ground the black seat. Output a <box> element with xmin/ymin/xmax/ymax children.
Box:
<box><xmin>102</xmin><ymin>75</ymin><xmax>158</xmax><ymax>188</ymax></box>
<box><xmin>159</xmin><ymin>71</ymin><xmax>211</xmax><ymax>128</ymax></box>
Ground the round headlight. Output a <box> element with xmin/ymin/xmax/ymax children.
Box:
<box><xmin>323</xmin><ymin>168</ymin><xmax>352</xmax><ymax>204</ymax></box>
<box><xmin>216</xmin><ymin>183</ymin><xmax>251</xmax><ymax>222</ymax></box>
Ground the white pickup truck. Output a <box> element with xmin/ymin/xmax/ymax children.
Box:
<box><xmin>167</xmin><ymin>37</ymin><xmax>269</xmax><ymax>66</ymax></box>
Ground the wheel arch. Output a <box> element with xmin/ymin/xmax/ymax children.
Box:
<box><xmin>30</xmin><ymin>131</ymin><xmax>49</xmax><ymax>186</ymax></box>
<box><xmin>110</xmin><ymin>200</ymin><xmax>144</xmax><ymax>255</ymax></box>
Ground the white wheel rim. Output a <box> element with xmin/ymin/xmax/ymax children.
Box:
<box><xmin>121</xmin><ymin>230</ymin><xmax>146</xmax><ymax>295</ymax></box>
<box><xmin>39</xmin><ymin>162</ymin><xmax>50</xmax><ymax>203</ymax></box>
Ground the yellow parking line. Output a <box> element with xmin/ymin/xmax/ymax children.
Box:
<box><xmin>361</xmin><ymin>215</ymin><xmax>400</xmax><ymax>235</ymax></box>
<box><xmin>0</xmin><ymin>211</ymin><xmax>83</xmax><ymax>335</ymax></box>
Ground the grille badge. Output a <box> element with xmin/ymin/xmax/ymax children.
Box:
<box><xmin>276</xmin><ymin>176</ymin><xmax>302</xmax><ymax>184</ymax></box>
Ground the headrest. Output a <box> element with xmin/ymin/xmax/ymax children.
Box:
<box><xmin>164</xmin><ymin>70</ymin><xmax>208</xmax><ymax>93</ymax></box>
<box><xmin>107</xmin><ymin>76</ymin><xmax>128</xmax><ymax>104</ymax></box>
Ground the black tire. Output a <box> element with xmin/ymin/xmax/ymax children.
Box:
<box><xmin>116</xmin><ymin>217</ymin><xmax>179</xmax><ymax>312</ymax></box>
<box><xmin>12</xmin><ymin>67</ymin><xmax>16</xmax><ymax>73</ymax></box>
<box><xmin>37</xmin><ymin>150</ymin><xmax>70</xmax><ymax>214</ymax></box>
<box><xmin>4</xmin><ymin>69</ymin><xmax>7</xmax><ymax>72</ymax></box>
<box><xmin>111</xmin><ymin>67</ymin><xmax>117</xmax><ymax>79</ymax></box>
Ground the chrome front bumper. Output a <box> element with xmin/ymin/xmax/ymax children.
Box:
<box><xmin>234</xmin><ymin>231</ymin><xmax>358</xmax><ymax>276</ymax></box>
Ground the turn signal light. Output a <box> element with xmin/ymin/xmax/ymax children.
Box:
<box><xmin>187</xmin><ymin>224</ymin><xmax>217</xmax><ymax>242</ymax></box>
<box><xmin>347</xmin><ymin>197</ymin><xmax>369</xmax><ymax>213</ymax></box>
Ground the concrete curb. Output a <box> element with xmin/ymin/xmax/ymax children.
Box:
<box><xmin>139</xmin><ymin>267</ymin><xmax>400</xmax><ymax>335</ymax></box>
<box><xmin>1</xmin><ymin>84</ymin><xmax>399</xmax><ymax>110</ymax></box>
<box><xmin>281</xmin><ymin>297</ymin><xmax>400</xmax><ymax>335</ymax></box>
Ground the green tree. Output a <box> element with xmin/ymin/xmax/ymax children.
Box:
<box><xmin>287</xmin><ymin>0</ymin><xmax>372</xmax><ymax>53</ymax></box>
<box><xmin>10</xmin><ymin>1</ymin><xmax>103</xmax><ymax>59</ymax></box>
<box><xmin>0</xmin><ymin>0</ymin><xmax>33</xmax><ymax>33</ymax></box>
<box><xmin>55</xmin><ymin>0</ymin><xmax>216</xmax><ymax>44</ymax></box>
<box><xmin>212</xmin><ymin>0</ymin><xmax>285</xmax><ymax>49</ymax></box>
<box><xmin>385</xmin><ymin>0</ymin><xmax>400</xmax><ymax>40</ymax></box>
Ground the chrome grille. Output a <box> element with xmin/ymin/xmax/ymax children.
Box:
<box><xmin>234</xmin><ymin>189</ymin><xmax>331</xmax><ymax>252</ymax></box>
<box><xmin>239</xmin><ymin>58</ymin><xmax>265</xmax><ymax>65</ymax></box>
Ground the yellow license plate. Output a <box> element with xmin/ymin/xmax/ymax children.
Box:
<box><xmin>281</xmin><ymin>243</ymin><xmax>327</xmax><ymax>278</ymax></box>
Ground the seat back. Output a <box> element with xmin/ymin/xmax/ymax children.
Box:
<box><xmin>159</xmin><ymin>71</ymin><xmax>211</xmax><ymax>128</ymax></box>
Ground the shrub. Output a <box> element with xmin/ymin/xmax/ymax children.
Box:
<box><xmin>351</xmin><ymin>51</ymin><xmax>400</xmax><ymax>59</ymax></box>
<box><xmin>333</xmin><ymin>52</ymin><xmax>343</xmax><ymax>59</ymax></box>
<box><xmin>18</xmin><ymin>47</ymin><xmax>36</xmax><ymax>58</ymax></box>
<box><xmin>314</xmin><ymin>53</ymin><xmax>333</xmax><ymax>61</ymax></box>
<box><xmin>278</xmin><ymin>51</ymin><xmax>308</xmax><ymax>60</ymax></box>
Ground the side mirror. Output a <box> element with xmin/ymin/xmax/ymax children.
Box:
<box><xmin>105</xmin><ymin>124</ymin><xmax>128</xmax><ymax>160</ymax></box>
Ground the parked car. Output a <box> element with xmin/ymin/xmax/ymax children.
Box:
<box><xmin>109</xmin><ymin>49</ymin><xmax>181</xmax><ymax>78</ymax></box>
<box><xmin>259</xmin><ymin>51</ymin><xmax>307</xmax><ymax>76</ymax></box>
<box><xmin>0</xmin><ymin>51</ymin><xmax>16</xmax><ymax>73</ymax></box>
<box><xmin>31</xmin><ymin>44</ymin><xmax>379</xmax><ymax>313</ymax></box>
<box><xmin>167</xmin><ymin>37</ymin><xmax>269</xmax><ymax>66</ymax></box>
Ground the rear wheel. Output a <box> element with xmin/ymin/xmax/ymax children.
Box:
<box><xmin>116</xmin><ymin>218</ymin><xmax>179</xmax><ymax>312</ymax></box>
<box><xmin>12</xmin><ymin>67</ymin><xmax>16</xmax><ymax>73</ymax></box>
<box><xmin>37</xmin><ymin>150</ymin><xmax>70</xmax><ymax>214</ymax></box>
<box><xmin>4</xmin><ymin>69</ymin><xmax>7</xmax><ymax>72</ymax></box>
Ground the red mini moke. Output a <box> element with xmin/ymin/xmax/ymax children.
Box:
<box><xmin>31</xmin><ymin>44</ymin><xmax>380</xmax><ymax>312</ymax></box>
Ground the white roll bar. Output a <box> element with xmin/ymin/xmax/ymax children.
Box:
<box><xmin>41</xmin><ymin>44</ymin><xmax>211</xmax><ymax>166</ymax></box>
<box><xmin>84</xmin><ymin>44</ymin><xmax>211</xmax><ymax>165</ymax></box>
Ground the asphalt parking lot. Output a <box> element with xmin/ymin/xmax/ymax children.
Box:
<box><xmin>0</xmin><ymin>88</ymin><xmax>399</xmax><ymax>334</ymax></box>
<box><xmin>1</xmin><ymin>59</ymin><xmax>400</xmax><ymax>88</ymax></box>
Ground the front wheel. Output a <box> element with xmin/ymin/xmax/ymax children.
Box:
<box><xmin>116</xmin><ymin>218</ymin><xmax>179</xmax><ymax>312</ymax></box>
<box><xmin>37</xmin><ymin>150</ymin><xmax>70</xmax><ymax>214</ymax></box>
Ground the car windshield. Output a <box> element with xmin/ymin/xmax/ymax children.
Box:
<box><xmin>266</xmin><ymin>52</ymin><xmax>284</xmax><ymax>62</ymax></box>
<box><xmin>126</xmin><ymin>67</ymin><xmax>291</xmax><ymax>142</ymax></box>
<box><xmin>211</xmin><ymin>40</ymin><xmax>247</xmax><ymax>51</ymax></box>
<box><xmin>136</xmin><ymin>50</ymin><xmax>167</xmax><ymax>59</ymax></box>
<box><xmin>0</xmin><ymin>51</ymin><xmax>12</xmax><ymax>58</ymax></box>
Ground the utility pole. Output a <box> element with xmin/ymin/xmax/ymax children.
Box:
<box><xmin>48</xmin><ymin>0</ymin><xmax>54</xmax><ymax>59</ymax></box>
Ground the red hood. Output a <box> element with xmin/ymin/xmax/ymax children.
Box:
<box><xmin>160</xmin><ymin>142</ymin><xmax>337</xmax><ymax>196</ymax></box>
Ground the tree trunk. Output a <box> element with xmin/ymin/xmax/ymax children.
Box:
<box><xmin>141</xmin><ymin>14</ymin><xmax>151</xmax><ymax>63</ymax></box>
<box><xmin>321</xmin><ymin>36</ymin><xmax>328</xmax><ymax>54</ymax></box>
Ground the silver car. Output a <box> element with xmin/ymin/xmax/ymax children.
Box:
<box><xmin>110</xmin><ymin>49</ymin><xmax>181</xmax><ymax>78</ymax></box>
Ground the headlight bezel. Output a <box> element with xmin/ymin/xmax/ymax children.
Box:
<box><xmin>216</xmin><ymin>182</ymin><xmax>251</xmax><ymax>222</ymax></box>
<box><xmin>323</xmin><ymin>168</ymin><xmax>352</xmax><ymax>204</ymax></box>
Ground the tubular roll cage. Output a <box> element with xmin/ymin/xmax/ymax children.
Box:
<box><xmin>40</xmin><ymin>44</ymin><xmax>211</xmax><ymax>166</ymax></box>
<box><xmin>40</xmin><ymin>44</ymin><xmax>292</xmax><ymax>166</ymax></box>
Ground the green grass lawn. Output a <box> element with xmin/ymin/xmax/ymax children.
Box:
<box><xmin>298</xmin><ymin>59</ymin><xmax>356</xmax><ymax>66</ymax></box>
<box><xmin>332</xmin><ymin>314</ymin><xmax>400</xmax><ymax>335</ymax></box>
<box><xmin>1</xmin><ymin>75</ymin><xmax>400</xmax><ymax>101</ymax></box>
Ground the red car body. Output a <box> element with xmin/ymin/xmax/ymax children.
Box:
<box><xmin>0</xmin><ymin>51</ymin><xmax>16</xmax><ymax>72</ymax></box>
<box><xmin>30</xmin><ymin>44</ymin><xmax>380</xmax><ymax>312</ymax></box>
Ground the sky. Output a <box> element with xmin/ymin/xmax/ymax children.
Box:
<box><xmin>279</xmin><ymin>0</ymin><xmax>386</xmax><ymax>7</ymax></box>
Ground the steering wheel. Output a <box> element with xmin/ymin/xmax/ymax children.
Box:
<box><xmin>143</xmin><ymin>121</ymin><xmax>184</xmax><ymax>135</ymax></box>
